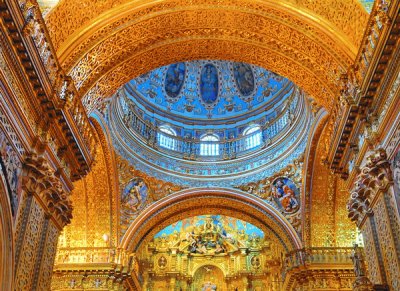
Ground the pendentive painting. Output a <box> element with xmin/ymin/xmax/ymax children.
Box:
<box><xmin>391</xmin><ymin>146</ymin><xmax>400</xmax><ymax>215</ymax></box>
<box><xmin>165</xmin><ymin>62</ymin><xmax>186</xmax><ymax>98</ymax></box>
<box><xmin>200</xmin><ymin>64</ymin><xmax>219</xmax><ymax>104</ymax></box>
<box><xmin>271</xmin><ymin>177</ymin><xmax>300</xmax><ymax>213</ymax></box>
<box><xmin>121</xmin><ymin>178</ymin><xmax>148</xmax><ymax>212</ymax></box>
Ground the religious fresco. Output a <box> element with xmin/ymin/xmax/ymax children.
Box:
<box><xmin>152</xmin><ymin>215</ymin><xmax>265</xmax><ymax>255</ymax></box>
<box><xmin>117</xmin><ymin>155</ymin><xmax>184</xmax><ymax>238</ymax></box>
<box><xmin>236</xmin><ymin>159</ymin><xmax>303</xmax><ymax>233</ymax></box>
<box><xmin>121</xmin><ymin>178</ymin><xmax>148</xmax><ymax>212</ymax></box>
<box><xmin>271</xmin><ymin>177</ymin><xmax>300</xmax><ymax>213</ymax></box>
<box><xmin>358</xmin><ymin>0</ymin><xmax>374</xmax><ymax>12</ymax></box>
<box><xmin>200</xmin><ymin>64</ymin><xmax>219</xmax><ymax>104</ymax></box>
<box><xmin>233</xmin><ymin>62</ymin><xmax>255</xmax><ymax>96</ymax></box>
<box><xmin>164</xmin><ymin>62</ymin><xmax>185</xmax><ymax>98</ymax></box>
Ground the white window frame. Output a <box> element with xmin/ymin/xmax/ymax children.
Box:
<box><xmin>158</xmin><ymin>125</ymin><xmax>177</xmax><ymax>150</ymax></box>
<box><xmin>243</xmin><ymin>124</ymin><xmax>262</xmax><ymax>150</ymax></box>
<box><xmin>200</xmin><ymin>134</ymin><xmax>220</xmax><ymax>156</ymax></box>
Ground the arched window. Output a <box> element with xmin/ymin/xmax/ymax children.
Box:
<box><xmin>158</xmin><ymin>125</ymin><xmax>177</xmax><ymax>150</ymax></box>
<box><xmin>200</xmin><ymin>134</ymin><xmax>220</xmax><ymax>156</ymax></box>
<box><xmin>243</xmin><ymin>124</ymin><xmax>262</xmax><ymax>150</ymax></box>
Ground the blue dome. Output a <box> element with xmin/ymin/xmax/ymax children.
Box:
<box><xmin>126</xmin><ymin>60</ymin><xmax>290</xmax><ymax>125</ymax></box>
<box><xmin>106</xmin><ymin>60</ymin><xmax>313</xmax><ymax>187</ymax></box>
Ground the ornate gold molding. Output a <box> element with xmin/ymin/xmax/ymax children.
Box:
<box><xmin>283</xmin><ymin>247</ymin><xmax>356</xmax><ymax>290</ymax></box>
<box><xmin>46</xmin><ymin>0</ymin><xmax>367</xmax><ymax>53</ymax></box>
<box><xmin>351</xmin><ymin>244</ymin><xmax>374</xmax><ymax>291</ymax></box>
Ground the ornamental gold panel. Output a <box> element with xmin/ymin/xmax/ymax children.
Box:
<box><xmin>57</xmin><ymin>120</ymin><xmax>118</xmax><ymax>250</ymax></box>
<box><xmin>309</xmin><ymin>123</ymin><xmax>357</xmax><ymax>247</ymax></box>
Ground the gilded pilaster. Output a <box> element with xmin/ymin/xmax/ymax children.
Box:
<box><xmin>14</xmin><ymin>152</ymin><xmax>72</xmax><ymax>290</ymax></box>
<box><xmin>348</xmin><ymin>149</ymin><xmax>400</xmax><ymax>289</ymax></box>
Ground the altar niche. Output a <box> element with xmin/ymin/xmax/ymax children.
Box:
<box><xmin>193</xmin><ymin>265</ymin><xmax>225</xmax><ymax>291</ymax></box>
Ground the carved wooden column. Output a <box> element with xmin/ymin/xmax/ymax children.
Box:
<box><xmin>348</xmin><ymin>149</ymin><xmax>400</xmax><ymax>290</ymax></box>
<box><xmin>14</xmin><ymin>152</ymin><xmax>72</xmax><ymax>291</ymax></box>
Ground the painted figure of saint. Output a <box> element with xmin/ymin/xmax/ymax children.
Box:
<box><xmin>233</xmin><ymin>62</ymin><xmax>255</xmax><ymax>96</ymax></box>
<box><xmin>200</xmin><ymin>64</ymin><xmax>219</xmax><ymax>104</ymax></box>
<box><xmin>272</xmin><ymin>178</ymin><xmax>299</xmax><ymax>213</ymax></box>
<box><xmin>122</xmin><ymin>179</ymin><xmax>147</xmax><ymax>211</ymax></box>
<box><xmin>165</xmin><ymin>63</ymin><xmax>186</xmax><ymax>98</ymax></box>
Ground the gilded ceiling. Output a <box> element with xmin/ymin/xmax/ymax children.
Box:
<box><xmin>43</xmin><ymin>0</ymin><xmax>369</xmax><ymax>112</ymax></box>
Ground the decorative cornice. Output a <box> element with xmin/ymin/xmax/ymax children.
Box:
<box><xmin>328</xmin><ymin>1</ymin><xmax>400</xmax><ymax>176</ymax></box>
<box><xmin>0</xmin><ymin>0</ymin><xmax>96</xmax><ymax>181</ymax></box>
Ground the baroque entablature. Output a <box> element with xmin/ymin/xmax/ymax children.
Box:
<box><xmin>43</xmin><ymin>0</ymin><xmax>368</xmax><ymax>112</ymax></box>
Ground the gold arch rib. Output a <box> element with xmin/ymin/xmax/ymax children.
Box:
<box><xmin>46</xmin><ymin>0</ymin><xmax>368</xmax><ymax>112</ymax></box>
<box><xmin>120</xmin><ymin>188</ymin><xmax>302</xmax><ymax>253</ymax></box>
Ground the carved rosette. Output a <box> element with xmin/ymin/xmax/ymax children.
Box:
<box><xmin>347</xmin><ymin>149</ymin><xmax>393</xmax><ymax>226</ymax></box>
<box><xmin>22</xmin><ymin>152</ymin><xmax>73</xmax><ymax>227</ymax></box>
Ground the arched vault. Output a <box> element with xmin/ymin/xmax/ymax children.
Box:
<box><xmin>120</xmin><ymin>188</ymin><xmax>302</xmax><ymax>253</ymax></box>
<box><xmin>45</xmin><ymin>0</ymin><xmax>368</xmax><ymax>112</ymax></box>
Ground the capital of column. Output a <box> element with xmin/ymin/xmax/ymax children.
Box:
<box><xmin>347</xmin><ymin>148</ymin><xmax>393</xmax><ymax>226</ymax></box>
<box><xmin>22</xmin><ymin>152</ymin><xmax>72</xmax><ymax>228</ymax></box>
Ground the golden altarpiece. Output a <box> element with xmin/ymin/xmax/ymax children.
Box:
<box><xmin>0</xmin><ymin>0</ymin><xmax>399</xmax><ymax>290</ymax></box>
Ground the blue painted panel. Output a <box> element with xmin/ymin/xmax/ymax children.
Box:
<box><xmin>200</xmin><ymin>64</ymin><xmax>219</xmax><ymax>104</ymax></box>
<box><xmin>233</xmin><ymin>63</ymin><xmax>255</xmax><ymax>96</ymax></box>
<box><xmin>165</xmin><ymin>63</ymin><xmax>186</xmax><ymax>98</ymax></box>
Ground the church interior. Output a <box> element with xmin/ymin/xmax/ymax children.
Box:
<box><xmin>0</xmin><ymin>0</ymin><xmax>399</xmax><ymax>290</ymax></box>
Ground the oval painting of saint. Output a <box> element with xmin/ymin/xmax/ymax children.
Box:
<box><xmin>233</xmin><ymin>62</ymin><xmax>255</xmax><ymax>96</ymax></box>
<box><xmin>121</xmin><ymin>178</ymin><xmax>148</xmax><ymax>212</ymax></box>
<box><xmin>165</xmin><ymin>62</ymin><xmax>186</xmax><ymax>98</ymax></box>
<box><xmin>200</xmin><ymin>64</ymin><xmax>219</xmax><ymax>104</ymax></box>
<box><xmin>271</xmin><ymin>177</ymin><xmax>300</xmax><ymax>213</ymax></box>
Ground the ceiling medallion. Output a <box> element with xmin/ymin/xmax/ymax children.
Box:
<box><xmin>164</xmin><ymin>62</ymin><xmax>186</xmax><ymax>99</ymax></box>
<box><xmin>233</xmin><ymin>62</ymin><xmax>255</xmax><ymax>97</ymax></box>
